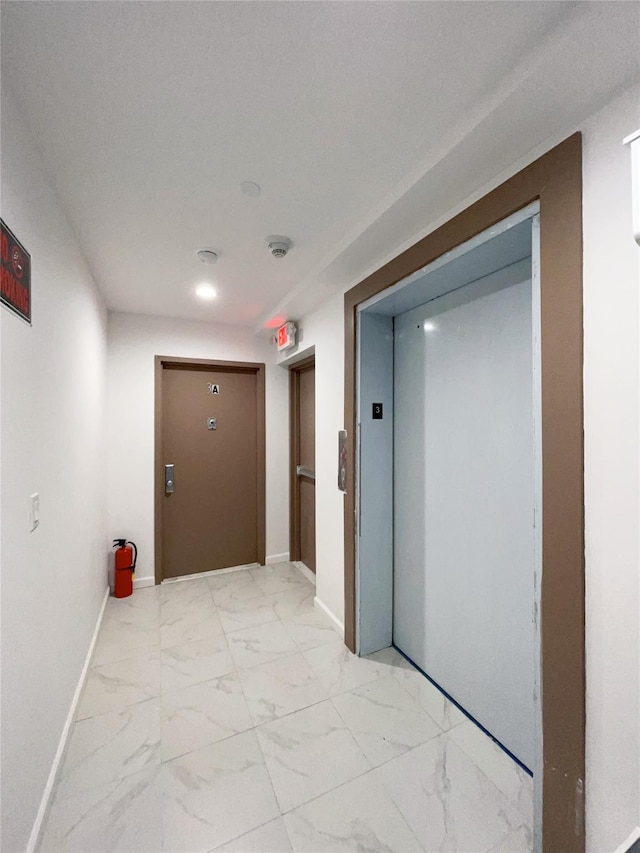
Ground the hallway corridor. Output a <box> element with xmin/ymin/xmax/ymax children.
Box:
<box><xmin>39</xmin><ymin>563</ymin><xmax>533</xmax><ymax>853</ymax></box>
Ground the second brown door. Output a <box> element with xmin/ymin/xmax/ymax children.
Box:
<box><xmin>158</xmin><ymin>359</ymin><xmax>265</xmax><ymax>580</ymax></box>
<box><xmin>290</xmin><ymin>360</ymin><xmax>316</xmax><ymax>573</ymax></box>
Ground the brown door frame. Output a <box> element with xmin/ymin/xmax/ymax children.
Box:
<box><xmin>289</xmin><ymin>355</ymin><xmax>316</xmax><ymax>562</ymax></box>
<box><xmin>155</xmin><ymin>355</ymin><xmax>266</xmax><ymax>584</ymax></box>
<box><xmin>343</xmin><ymin>134</ymin><xmax>584</xmax><ymax>852</ymax></box>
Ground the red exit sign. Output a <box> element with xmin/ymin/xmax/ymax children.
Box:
<box><xmin>277</xmin><ymin>322</ymin><xmax>297</xmax><ymax>351</ymax></box>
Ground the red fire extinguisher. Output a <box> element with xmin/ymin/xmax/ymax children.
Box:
<box><xmin>112</xmin><ymin>539</ymin><xmax>137</xmax><ymax>598</ymax></box>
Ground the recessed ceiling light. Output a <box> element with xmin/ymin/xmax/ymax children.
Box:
<box><xmin>197</xmin><ymin>249</ymin><xmax>218</xmax><ymax>264</ymax></box>
<box><xmin>241</xmin><ymin>181</ymin><xmax>261</xmax><ymax>197</ymax></box>
<box><xmin>195</xmin><ymin>283</ymin><xmax>216</xmax><ymax>301</ymax></box>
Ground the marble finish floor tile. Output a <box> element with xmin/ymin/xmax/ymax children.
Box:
<box><xmin>56</xmin><ymin>699</ymin><xmax>160</xmax><ymax>801</ymax></box>
<box><xmin>332</xmin><ymin>674</ymin><xmax>441</xmax><ymax>766</ymax></box>
<box><xmin>161</xmin><ymin>633</ymin><xmax>235</xmax><ymax>692</ymax></box>
<box><xmin>390</xmin><ymin>659</ymin><xmax>467</xmax><ymax>732</ymax></box>
<box><xmin>365</xmin><ymin>646</ymin><xmax>415</xmax><ymax>672</ymax></box>
<box><xmin>77</xmin><ymin>649</ymin><xmax>160</xmax><ymax>720</ymax></box>
<box><xmin>57</xmin><ymin>577</ymin><xmax>535</xmax><ymax>853</ymax></box>
<box><xmin>227</xmin><ymin>620</ymin><xmax>298</xmax><ymax>669</ymax></box>
<box><xmin>489</xmin><ymin>825</ymin><xmax>534</xmax><ymax>852</ymax></box>
<box><xmin>284</xmin><ymin>771</ymin><xmax>422</xmax><ymax>853</ymax></box>
<box><xmin>256</xmin><ymin>700</ymin><xmax>370</xmax><ymax>813</ymax></box>
<box><xmin>282</xmin><ymin>610</ymin><xmax>338</xmax><ymax>652</ymax></box>
<box><xmin>103</xmin><ymin>586</ymin><xmax>159</xmax><ymax>623</ymax></box>
<box><xmin>161</xmin><ymin>672</ymin><xmax>253</xmax><ymax>761</ymax></box>
<box><xmin>238</xmin><ymin>652</ymin><xmax>327</xmax><ymax>725</ymax></box>
<box><xmin>162</xmin><ymin>730</ymin><xmax>279</xmax><ymax>853</ymax></box>
<box><xmin>160</xmin><ymin>597</ymin><xmax>224</xmax><ymax>649</ymax></box>
<box><xmin>449</xmin><ymin>719</ymin><xmax>534</xmax><ymax>825</ymax></box>
<box><xmin>374</xmin><ymin>733</ymin><xmax>525</xmax><ymax>853</ymax></box>
<box><xmin>250</xmin><ymin>563</ymin><xmax>310</xmax><ymax>596</ymax></box>
<box><xmin>160</xmin><ymin>577</ymin><xmax>213</xmax><ymax>607</ymax></box>
<box><xmin>268</xmin><ymin>584</ymin><xmax>316</xmax><ymax>621</ymax></box>
<box><xmin>92</xmin><ymin>615</ymin><xmax>159</xmax><ymax>666</ymax></box>
<box><xmin>208</xmin><ymin>568</ymin><xmax>264</xmax><ymax>603</ymax></box>
<box><xmin>303</xmin><ymin>641</ymin><xmax>392</xmax><ymax>697</ymax></box>
<box><xmin>40</xmin><ymin>765</ymin><xmax>162</xmax><ymax>853</ymax></box>
<box><xmin>213</xmin><ymin>818</ymin><xmax>292</xmax><ymax>852</ymax></box>
<box><xmin>217</xmin><ymin>595</ymin><xmax>280</xmax><ymax>633</ymax></box>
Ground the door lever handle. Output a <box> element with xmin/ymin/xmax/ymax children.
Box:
<box><xmin>165</xmin><ymin>464</ymin><xmax>175</xmax><ymax>494</ymax></box>
<box><xmin>296</xmin><ymin>465</ymin><xmax>316</xmax><ymax>480</ymax></box>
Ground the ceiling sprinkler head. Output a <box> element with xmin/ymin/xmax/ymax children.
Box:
<box><xmin>266</xmin><ymin>235</ymin><xmax>292</xmax><ymax>259</ymax></box>
<box><xmin>197</xmin><ymin>249</ymin><xmax>218</xmax><ymax>264</ymax></box>
<box><xmin>241</xmin><ymin>181</ymin><xmax>261</xmax><ymax>197</ymax></box>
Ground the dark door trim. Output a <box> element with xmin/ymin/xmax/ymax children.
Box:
<box><xmin>154</xmin><ymin>355</ymin><xmax>266</xmax><ymax>584</ymax></box>
<box><xmin>343</xmin><ymin>133</ymin><xmax>584</xmax><ymax>853</ymax></box>
<box><xmin>289</xmin><ymin>355</ymin><xmax>315</xmax><ymax>562</ymax></box>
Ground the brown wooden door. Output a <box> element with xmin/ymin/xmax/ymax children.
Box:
<box><xmin>290</xmin><ymin>360</ymin><xmax>316</xmax><ymax>573</ymax></box>
<box><xmin>158</xmin><ymin>360</ymin><xmax>265</xmax><ymax>580</ymax></box>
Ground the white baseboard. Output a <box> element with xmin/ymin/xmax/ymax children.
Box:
<box><xmin>293</xmin><ymin>561</ymin><xmax>316</xmax><ymax>586</ymax></box>
<box><xmin>266</xmin><ymin>552</ymin><xmax>290</xmax><ymax>565</ymax></box>
<box><xmin>26</xmin><ymin>586</ymin><xmax>109</xmax><ymax>853</ymax></box>
<box><xmin>314</xmin><ymin>596</ymin><xmax>344</xmax><ymax>637</ymax></box>
<box><xmin>614</xmin><ymin>827</ymin><xmax>640</xmax><ymax>853</ymax></box>
<box><xmin>133</xmin><ymin>575</ymin><xmax>155</xmax><ymax>589</ymax></box>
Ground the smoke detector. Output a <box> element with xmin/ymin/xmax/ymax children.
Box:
<box><xmin>197</xmin><ymin>249</ymin><xmax>219</xmax><ymax>264</ymax></box>
<box><xmin>266</xmin><ymin>235</ymin><xmax>292</xmax><ymax>259</ymax></box>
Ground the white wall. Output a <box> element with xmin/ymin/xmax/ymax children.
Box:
<box><xmin>106</xmin><ymin>312</ymin><xmax>289</xmax><ymax>581</ymax></box>
<box><xmin>582</xmin><ymin>88</ymin><xmax>640</xmax><ymax>853</ymax></box>
<box><xmin>291</xmin><ymin>85</ymin><xmax>640</xmax><ymax>851</ymax></box>
<box><xmin>0</xmin><ymin>90</ymin><xmax>108</xmax><ymax>852</ymax></box>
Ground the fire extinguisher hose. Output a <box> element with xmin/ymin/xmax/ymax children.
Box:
<box><xmin>128</xmin><ymin>541</ymin><xmax>137</xmax><ymax>572</ymax></box>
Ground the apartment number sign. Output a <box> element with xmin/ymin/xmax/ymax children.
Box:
<box><xmin>1</xmin><ymin>219</ymin><xmax>31</xmax><ymax>324</ymax></box>
<box><xmin>207</xmin><ymin>383</ymin><xmax>220</xmax><ymax>395</ymax></box>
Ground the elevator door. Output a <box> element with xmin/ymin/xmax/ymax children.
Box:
<box><xmin>393</xmin><ymin>274</ymin><xmax>535</xmax><ymax>768</ymax></box>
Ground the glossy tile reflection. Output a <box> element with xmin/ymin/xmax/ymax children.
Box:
<box><xmin>40</xmin><ymin>564</ymin><xmax>533</xmax><ymax>853</ymax></box>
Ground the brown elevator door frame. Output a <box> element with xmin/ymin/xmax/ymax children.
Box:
<box><xmin>155</xmin><ymin>356</ymin><xmax>265</xmax><ymax>583</ymax></box>
<box><xmin>289</xmin><ymin>357</ymin><xmax>316</xmax><ymax>573</ymax></box>
<box><xmin>343</xmin><ymin>135</ymin><xmax>584</xmax><ymax>853</ymax></box>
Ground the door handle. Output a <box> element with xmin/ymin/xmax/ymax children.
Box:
<box><xmin>165</xmin><ymin>464</ymin><xmax>175</xmax><ymax>495</ymax></box>
<box><xmin>296</xmin><ymin>465</ymin><xmax>316</xmax><ymax>481</ymax></box>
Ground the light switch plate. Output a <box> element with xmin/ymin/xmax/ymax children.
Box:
<box><xmin>29</xmin><ymin>493</ymin><xmax>39</xmax><ymax>531</ymax></box>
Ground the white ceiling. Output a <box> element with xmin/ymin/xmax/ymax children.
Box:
<box><xmin>2</xmin><ymin>2</ymin><xmax>639</xmax><ymax>330</ymax></box>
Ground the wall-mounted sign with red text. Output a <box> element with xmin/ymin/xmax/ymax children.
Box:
<box><xmin>1</xmin><ymin>219</ymin><xmax>31</xmax><ymax>324</ymax></box>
